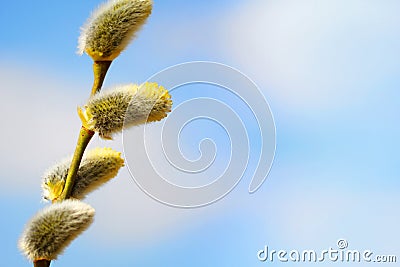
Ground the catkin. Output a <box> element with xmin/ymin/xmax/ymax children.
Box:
<box><xmin>78</xmin><ymin>0</ymin><xmax>153</xmax><ymax>61</ymax></box>
<box><xmin>78</xmin><ymin>82</ymin><xmax>172</xmax><ymax>139</ymax></box>
<box><xmin>42</xmin><ymin>147</ymin><xmax>124</xmax><ymax>201</ymax></box>
<box><xmin>18</xmin><ymin>200</ymin><xmax>95</xmax><ymax>261</ymax></box>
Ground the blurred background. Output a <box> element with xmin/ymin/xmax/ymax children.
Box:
<box><xmin>0</xmin><ymin>0</ymin><xmax>399</xmax><ymax>266</ymax></box>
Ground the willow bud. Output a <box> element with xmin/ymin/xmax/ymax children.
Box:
<box><xmin>42</xmin><ymin>147</ymin><xmax>124</xmax><ymax>201</ymax></box>
<box><xmin>78</xmin><ymin>82</ymin><xmax>172</xmax><ymax>139</ymax></box>
<box><xmin>18</xmin><ymin>200</ymin><xmax>95</xmax><ymax>262</ymax></box>
<box><xmin>78</xmin><ymin>0</ymin><xmax>153</xmax><ymax>61</ymax></box>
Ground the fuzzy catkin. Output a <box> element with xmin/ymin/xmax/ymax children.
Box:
<box><xmin>18</xmin><ymin>200</ymin><xmax>95</xmax><ymax>261</ymax></box>
<box><xmin>78</xmin><ymin>0</ymin><xmax>153</xmax><ymax>61</ymax></box>
<box><xmin>78</xmin><ymin>82</ymin><xmax>172</xmax><ymax>139</ymax></box>
<box><xmin>42</xmin><ymin>147</ymin><xmax>124</xmax><ymax>201</ymax></box>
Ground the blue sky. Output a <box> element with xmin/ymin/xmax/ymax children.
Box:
<box><xmin>1</xmin><ymin>0</ymin><xmax>399</xmax><ymax>266</ymax></box>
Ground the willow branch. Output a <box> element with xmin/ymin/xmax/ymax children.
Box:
<box><xmin>58</xmin><ymin>126</ymin><xmax>94</xmax><ymax>200</ymax></box>
<box><xmin>57</xmin><ymin>60</ymin><xmax>112</xmax><ymax>202</ymax></box>
<box><xmin>34</xmin><ymin>260</ymin><xmax>51</xmax><ymax>267</ymax></box>
<box><xmin>91</xmin><ymin>61</ymin><xmax>112</xmax><ymax>95</ymax></box>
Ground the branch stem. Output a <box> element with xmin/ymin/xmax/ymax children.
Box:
<box><xmin>59</xmin><ymin>127</ymin><xmax>94</xmax><ymax>200</ymax></box>
<box><xmin>91</xmin><ymin>61</ymin><xmax>112</xmax><ymax>95</ymax></box>
<box><xmin>34</xmin><ymin>260</ymin><xmax>51</xmax><ymax>267</ymax></box>
<box><xmin>58</xmin><ymin>59</ymin><xmax>111</xmax><ymax>202</ymax></box>
<box><xmin>42</xmin><ymin>60</ymin><xmax>110</xmax><ymax>266</ymax></box>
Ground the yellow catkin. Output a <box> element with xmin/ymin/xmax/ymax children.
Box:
<box><xmin>78</xmin><ymin>0</ymin><xmax>153</xmax><ymax>61</ymax></box>
<box><xmin>78</xmin><ymin>82</ymin><xmax>172</xmax><ymax>139</ymax></box>
<box><xmin>19</xmin><ymin>200</ymin><xmax>95</xmax><ymax>261</ymax></box>
<box><xmin>42</xmin><ymin>147</ymin><xmax>124</xmax><ymax>201</ymax></box>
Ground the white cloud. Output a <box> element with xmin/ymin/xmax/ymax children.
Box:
<box><xmin>219</xmin><ymin>0</ymin><xmax>400</xmax><ymax>111</ymax></box>
<box><xmin>0</xmin><ymin>62</ymin><xmax>83</xmax><ymax>193</ymax></box>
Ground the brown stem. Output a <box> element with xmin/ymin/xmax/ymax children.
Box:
<box><xmin>91</xmin><ymin>61</ymin><xmax>112</xmax><ymax>95</ymax></box>
<box><xmin>34</xmin><ymin>260</ymin><xmax>51</xmax><ymax>267</ymax></box>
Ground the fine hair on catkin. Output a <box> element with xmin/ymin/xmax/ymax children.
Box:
<box><xmin>42</xmin><ymin>147</ymin><xmax>124</xmax><ymax>201</ymax></box>
<box><xmin>18</xmin><ymin>200</ymin><xmax>95</xmax><ymax>261</ymax></box>
<box><xmin>78</xmin><ymin>0</ymin><xmax>153</xmax><ymax>61</ymax></box>
<box><xmin>78</xmin><ymin>82</ymin><xmax>172</xmax><ymax>139</ymax></box>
